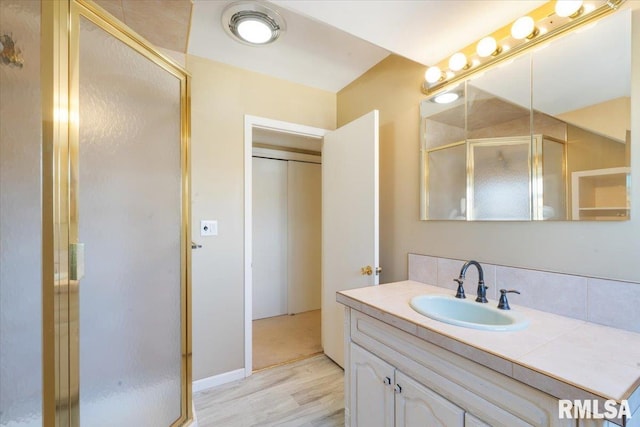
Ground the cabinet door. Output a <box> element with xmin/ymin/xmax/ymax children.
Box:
<box><xmin>350</xmin><ymin>343</ymin><xmax>394</xmax><ymax>427</ymax></box>
<box><xmin>465</xmin><ymin>413</ymin><xmax>491</xmax><ymax>427</ymax></box>
<box><xmin>395</xmin><ymin>371</ymin><xmax>464</xmax><ymax>427</ymax></box>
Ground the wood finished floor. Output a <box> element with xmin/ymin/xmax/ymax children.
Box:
<box><xmin>194</xmin><ymin>355</ymin><xmax>345</xmax><ymax>427</ymax></box>
<box><xmin>253</xmin><ymin>309</ymin><xmax>322</xmax><ymax>371</ymax></box>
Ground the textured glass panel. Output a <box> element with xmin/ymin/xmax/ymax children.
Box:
<box><xmin>427</xmin><ymin>144</ymin><xmax>466</xmax><ymax>220</ymax></box>
<box><xmin>420</xmin><ymin>90</ymin><xmax>465</xmax><ymax>150</ymax></box>
<box><xmin>78</xmin><ymin>17</ymin><xmax>181</xmax><ymax>426</ymax></box>
<box><xmin>0</xmin><ymin>1</ymin><xmax>43</xmax><ymax>426</ymax></box>
<box><xmin>542</xmin><ymin>139</ymin><xmax>566</xmax><ymax>220</ymax></box>
<box><xmin>467</xmin><ymin>54</ymin><xmax>531</xmax><ymax>140</ymax></box>
<box><xmin>470</xmin><ymin>141</ymin><xmax>530</xmax><ymax>220</ymax></box>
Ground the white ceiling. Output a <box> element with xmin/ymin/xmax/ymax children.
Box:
<box><xmin>189</xmin><ymin>0</ymin><xmax>390</xmax><ymax>92</ymax></box>
<box><xmin>188</xmin><ymin>0</ymin><xmax>546</xmax><ymax>93</ymax></box>
<box><xmin>272</xmin><ymin>0</ymin><xmax>546</xmax><ymax>66</ymax></box>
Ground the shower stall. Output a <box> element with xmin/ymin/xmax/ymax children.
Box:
<box><xmin>0</xmin><ymin>1</ymin><xmax>191</xmax><ymax>426</ymax></box>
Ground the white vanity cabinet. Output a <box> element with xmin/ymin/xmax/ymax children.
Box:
<box><xmin>350</xmin><ymin>342</ymin><xmax>464</xmax><ymax>427</ymax></box>
<box><xmin>395</xmin><ymin>370</ymin><xmax>465</xmax><ymax>426</ymax></box>
<box><xmin>350</xmin><ymin>343</ymin><xmax>395</xmax><ymax>427</ymax></box>
<box><xmin>344</xmin><ymin>308</ymin><xmax>575</xmax><ymax>427</ymax></box>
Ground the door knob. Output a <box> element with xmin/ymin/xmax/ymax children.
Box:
<box><xmin>361</xmin><ymin>266</ymin><xmax>382</xmax><ymax>276</ymax></box>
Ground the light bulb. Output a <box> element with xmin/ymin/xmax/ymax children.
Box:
<box><xmin>449</xmin><ymin>52</ymin><xmax>469</xmax><ymax>72</ymax></box>
<box><xmin>555</xmin><ymin>0</ymin><xmax>584</xmax><ymax>18</ymax></box>
<box><xmin>237</xmin><ymin>19</ymin><xmax>273</xmax><ymax>44</ymax></box>
<box><xmin>434</xmin><ymin>92</ymin><xmax>459</xmax><ymax>104</ymax></box>
<box><xmin>511</xmin><ymin>16</ymin><xmax>536</xmax><ymax>40</ymax></box>
<box><xmin>476</xmin><ymin>36</ymin><xmax>499</xmax><ymax>57</ymax></box>
<box><xmin>425</xmin><ymin>66</ymin><xmax>443</xmax><ymax>84</ymax></box>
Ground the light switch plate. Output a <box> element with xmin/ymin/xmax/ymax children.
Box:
<box><xmin>200</xmin><ymin>220</ymin><xmax>218</xmax><ymax>236</ymax></box>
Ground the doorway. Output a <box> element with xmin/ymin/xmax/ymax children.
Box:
<box><xmin>252</xmin><ymin>131</ymin><xmax>322</xmax><ymax>370</ymax></box>
<box><xmin>244</xmin><ymin>111</ymin><xmax>380</xmax><ymax>374</ymax></box>
<box><xmin>244</xmin><ymin>116</ymin><xmax>328</xmax><ymax>375</ymax></box>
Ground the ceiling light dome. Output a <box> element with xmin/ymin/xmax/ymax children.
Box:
<box><xmin>433</xmin><ymin>92</ymin><xmax>459</xmax><ymax>104</ymax></box>
<box><xmin>222</xmin><ymin>1</ymin><xmax>286</xmax><ymax>46</ymax></box>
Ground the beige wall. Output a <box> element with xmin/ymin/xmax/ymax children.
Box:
<box><xmin>187</xmin><ymin>55</ymin><xmax>335</xmax><ymax>380</ymax></box>
<box><xmin>337</xmin><ymin>9</ymin><xmax>640</xmax><ymax>285</ymax></box>
<box><xmin>557</xmin><ymin>97</ymin><xmax>631</xmax><ymax>143</ymax></box>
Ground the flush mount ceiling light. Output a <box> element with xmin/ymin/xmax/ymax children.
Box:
<box><xmin>421</xmin><ymin>0</ymin><xmax>625</xmax><ymax>96</ymax></box>
<box><xmin>432</xmin><ymin>92</ymin><xmax>460</xmax><ymax>104</ymax></box>
<box><xmin>222</xmin><ymin>1</ymin><xmax>286</xmax><ymax>46</ymax></box>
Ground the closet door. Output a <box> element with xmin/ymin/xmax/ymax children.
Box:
<box><xmin>252</xmin><ymin>157</ymin><xmax>288</xmax><ymax>319</ymax></box>
<box><xmin>287</xmin><ymin>161</ymin><xmax>321</xmax><ymax>314</ymax></box>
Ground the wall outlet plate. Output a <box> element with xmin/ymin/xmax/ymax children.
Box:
<box><xmin>200</xmin><ymin>220</ymin><xmax>218</xmax><ymax>236</ymax></box>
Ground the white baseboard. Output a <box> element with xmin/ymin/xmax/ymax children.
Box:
<box><xmin>192</xmin><ymin>368</ymin><xmax>245</xmax><ymax>394</ymax></box>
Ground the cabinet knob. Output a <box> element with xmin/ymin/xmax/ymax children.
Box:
<box><xmin>394</xmin><ymin>384</ymin><xmax>402</xmax><ymax>393</ymax></box>
<box><xmin>383</xmin><ymin>376</ymin><xmax>391</xmax><ymax>385</ymax></box>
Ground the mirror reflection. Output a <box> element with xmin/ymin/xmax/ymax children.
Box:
<box><xmin>420</xmin><ymin>10</ymin><xmax>631</xmax><ymax>221</ymax></box>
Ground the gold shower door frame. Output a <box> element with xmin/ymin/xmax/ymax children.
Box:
<box><xmin>41</xmin><ymin>1</ymin><xmax>192</xmax><ymax>426</ymax></box>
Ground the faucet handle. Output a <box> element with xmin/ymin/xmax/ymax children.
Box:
<box><xmin>453</xmin><ymin>278</ymin><xmax>466</xmax><ymax>299</ymax></box>
<box><xmin>498</xmin><ymin>289</ymin><xmax>520</xmax><ymax>310</ymax></box>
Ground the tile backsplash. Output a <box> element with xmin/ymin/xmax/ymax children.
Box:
<box><xmin>407</xmin><ymin>253</ymin><xmax>640</xmax><ymax>333</ymax></box>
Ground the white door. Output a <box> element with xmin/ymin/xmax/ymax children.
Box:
<box><xmin>252</xmin><ymin>157</ymin><xmax>288</xmax><ymax>319</ymax></box>
<box><xmin>322</xmin><ymin>110</ymin><xmax>379</xmax><ymax>367</ymax></box>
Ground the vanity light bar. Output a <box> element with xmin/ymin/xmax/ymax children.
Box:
<box><xmin>421</xmin><ymin>0</ymin><xmax>626</xmax><ymax>95</ymax></box>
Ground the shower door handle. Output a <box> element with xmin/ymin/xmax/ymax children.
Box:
<box><xmin>70</xmin><ymin>243</ymin><xmax>85</xmax><ymax>280</ymax></box>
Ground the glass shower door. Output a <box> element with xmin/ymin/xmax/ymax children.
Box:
<box><xmin>468</xmin><ymin>137</ymin><xmax>532</xmax><ymax>220</ymax></box>
<box><xmin>71</xmin><ymin>6</ymin><xmax>187</xmax><ymax>426</ymax></box>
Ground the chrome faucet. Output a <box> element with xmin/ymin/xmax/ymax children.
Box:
<box><xmin>454</xmin><ymin>260</ymin><xmax>488</xmax><ymax>303</ymax></box>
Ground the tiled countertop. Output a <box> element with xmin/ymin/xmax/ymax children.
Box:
<box><xmin>337</xmin><ymin>280</ymin><xmax>640</xmax><ymax>413</ymax></box>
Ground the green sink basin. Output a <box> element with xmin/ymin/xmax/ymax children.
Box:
<box><xmin>410</xmin><ymin>294</ymin><xmax>529</xmax><ymax>331</ymax></box>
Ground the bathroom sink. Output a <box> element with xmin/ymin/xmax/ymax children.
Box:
<box><xmin>410</xmin><ymin>294</ymin><xmax>529</xmax><ymax>331</ymax></box>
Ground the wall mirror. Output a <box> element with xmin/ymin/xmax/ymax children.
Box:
<box><xmin>420</xmin><ymin>9</ymin><xmax>631</xmax><ymax>221</ymax></box>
